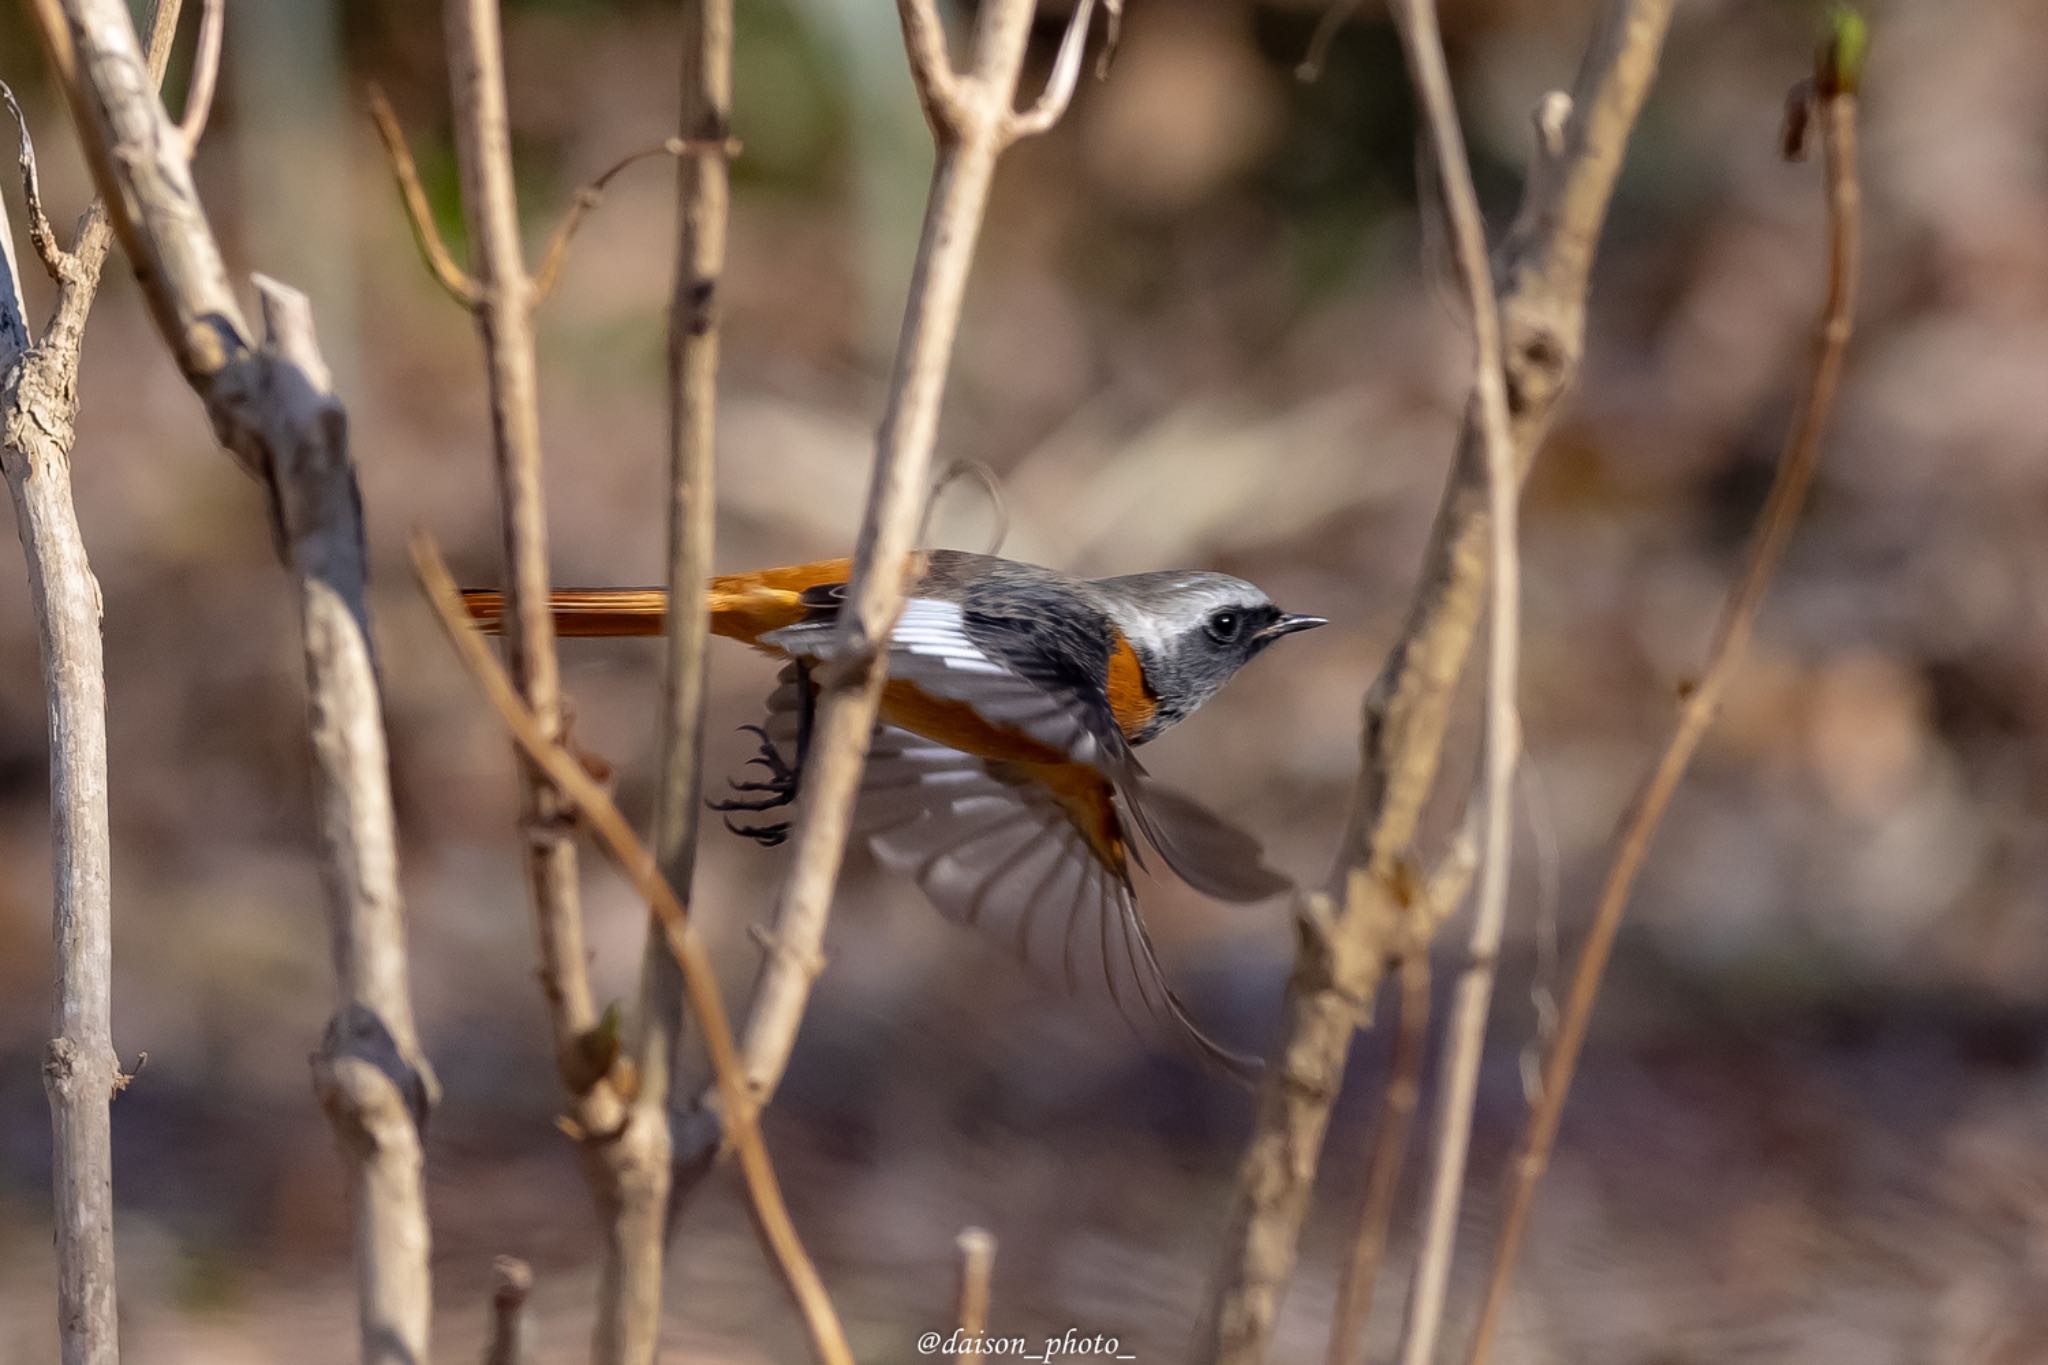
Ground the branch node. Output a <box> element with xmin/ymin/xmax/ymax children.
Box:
<box><xmin>897</xmin><ymin>0</ymin><xmax>972</xmax><ymax>139</ymax></box>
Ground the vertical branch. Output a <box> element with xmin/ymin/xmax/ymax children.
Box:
<box><xmin>4</xmin><ymin>7</ymin><xmax>188</xmax><ymax>1364</ymax></box>
<box><xmin>1462</xmin><ymin>24</ymin><xmax>1865</xmax><ymax>1365</ymax></box>
<box><xmin>670</xmin><ymin>0</ymin><xmax>1096</xmax><ymax>1181</ymax></box>
<box><xmin>1383</xmin><ymin>0</ymin><xmax>1520</xmax><ymax>1360</ymax></box>
<box><xmin>1194</xmin><ymin>2</ymin><xmax>1674</xmax><ymax>1360</ymax></box>
<box><xmin>632</xmin><ymin>0</ymin><xmax>733</xmax><ymax>1302</ymax></box>
<box><xmin>441</xmin><ymin>0</ymin><xmax>604</xmax><ymax>1097</ymax></box>
<box><xmin>23</xmin><ymin>4</ymin><xmax>442</xmax><ymax>1365</ymax></box>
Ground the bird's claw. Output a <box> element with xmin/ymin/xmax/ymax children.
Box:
<box><xmin>709</xmin><ymin>720</ymin><xmax>803</xmax><ymax>845</ymax></box>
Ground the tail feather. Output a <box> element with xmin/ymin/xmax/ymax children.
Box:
<box><xmin>461</xmin><ymin>588</ymin><xmax>669</xmax><ymax>638</ymax></box>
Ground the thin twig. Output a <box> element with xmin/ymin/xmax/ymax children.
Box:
<box><xmin>1385</xmin><ymin>0</ymin><xmax>1521</xmax><ymax>1358</ymax></box>
<box><xmin>1323</xmin><ymin>803</ymin><xmax>1478</xmax><ymax>1365</ymax></box>
<box><xmin>484</xmin><ymin>1257</ymin><xmax>536</xmax><ymax>1365</ymax></box>
<box><xmin>531</xmin><ymin>132</ymin><xmax>739</xmax><ymax>306</ymax></box>
<box><xmin>1462</xmin><ymin>26</ymin><xmax>1865</xmax><ymax>1365</ymax></box>
<box><xmin>1</xmin><ymin>82</ymin><xmax>70</xmax><ymax>283</ymax></box>
<box><xmin>177</xmin><ymin>0</ymin><xmax>222</xmax><ymax>150</ymax></box>
<box><xmin>1194</xmin><ymin>3</ymin><xmax>1674</xmax><ymax>1360</ymax></box>
<box><xmin>1323</xmin><ymin>952</ymin><xmax>1430</xmax><ymax>1365</ymax></box>
<box><xmin>1003</xmin><ymin>0</ymin><xmax>1097</xmax><ymax>142</ymax></box>
<box><xmin>365</xmin><ymin>84</ymin><xmax>482</xmax><ymax>308</ymax></box>
<box><xmin>669</xmin><ymin>0</ymin><xmax>1093</xmax><ymax>1200</ymax></box>
<box><xmin>1298</xmin><ymin>0</ymin><xmax>1365</xmax><ymax>83</ymax></box>
<box><xmin>415</xmin><ymin>537</ymin><xmax>856</xmax><ymax>1365</ymax></box>
<box><xmin>955</xmin><ymin>1227</ymin><xmax>997</xmax><ymax>1363</ymax></box>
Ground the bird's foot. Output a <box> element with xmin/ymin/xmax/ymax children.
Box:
<box><xmin>711</xmin><ymin>723</ymin><xmax>800</xmax><ymax>847</ymax></box>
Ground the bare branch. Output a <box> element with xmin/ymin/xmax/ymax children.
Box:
<box><xmin>1003</xmin><ymin>0</ymin><xmax>1096</xmax><ymax>142</ymax></box>
<box><xmin>176</xmin><ymin>0</ymin><xmax>223</xmax><ymax>150</ymax></box>
<box><xmin>1463</xmin><ymin>30</ymin><xmax>1864</xmax><ymax>1365</ymax></box>
<box><xmin>484</xmin><ymin>1257</ymin><xmax>536</xmax><ymax>1365</ymax></box>
<box><xmin>955</xmin><ymin>1227</ymin><xmax>997</xmax><ymax>1362</ymax></box>
<box><xmin>1383</xmin><ymin>0</ymin><xmax>1521</xmax><ymax>1358</ymax></box>
<box><xmin>5</xmin><ymin>9</ymin><xmax>201</xmax><ymax>1365</ymax></box>
<box><xmin>897</xmin><ymin>0</ymin><xmax>970</xmax><ymax>139</ymax></box>
<box><xmin>365</xmin><ymin>84</ymin><xmax>482</xmax><ymax>308</ymax></box>
<box><xmin>669</xmin><ymin>0</ymin><xmax>1081</xmax><ymax>1208</ymax></box>
<box><xmin>639</xmin><ymin>0</ymin><xmax>732</xmax><ymax>1278</ymax></box>
<box><xmin>531</xmin><ymin>132</ymin><xmax>739</xmax><ymax>306</ymax></box>
<box><xmin>415</xmin><ymin>538</ymin><xmax>856</xmax><ymax>1365</ymax></box>
<box><xmin>1194</xmin><ymin>3</ymin><xmax>1674</xmax><ymax>1360</ymax></box>
<box><xmin>23</xmin><ymin>6</ymin><xmax>439</xmax><ymax>1363</ymax></box>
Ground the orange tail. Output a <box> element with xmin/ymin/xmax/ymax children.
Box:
<box><xmin>460</xmin><ymin>557</ymin><xmax>855</xmax><ymax>647</ymax></box>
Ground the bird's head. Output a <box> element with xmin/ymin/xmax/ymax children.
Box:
<box><xmin>1090</xmin><ymin>569</ymin><xmax>1326</xmax><ymax>739</ymax></box>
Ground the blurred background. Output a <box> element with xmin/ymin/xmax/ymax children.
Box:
<box><xmin>4</xmin><ymin>0</ymin><xmax>2047</xmax><ymax>1360</ymax></box>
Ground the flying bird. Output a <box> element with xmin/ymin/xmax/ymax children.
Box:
<box><xmin>464</xmin><ymin>549</ymin><xmax>1325</xmax><ymax>1074</ymax></box>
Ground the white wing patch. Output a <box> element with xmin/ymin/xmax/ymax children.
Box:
<box><xmin>764</xmin><ymin>597</ymin><xmax>1106</xmax><ymax>768</ymax></box>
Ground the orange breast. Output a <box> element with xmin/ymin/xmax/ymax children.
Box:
<box><xmin>1104</xmin><ymin>631</ymin><xmax>1157</xmax><ymax>739</ymax></box>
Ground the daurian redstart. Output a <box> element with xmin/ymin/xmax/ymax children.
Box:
<box><xmin>464</xmin><ymin>549</ymin><xmax>1325</xmax><ymax>1074</ymax></box>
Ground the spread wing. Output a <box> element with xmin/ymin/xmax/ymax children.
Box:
<box><xmin>764</xmin><ymin>593</ymin><xmax>1293</xmax><ymax>902</ymax></box>
<box><xmin>856</xmin><ymin>724</ymin><xmax>1260</xmax><ymax>1079</ymax></box>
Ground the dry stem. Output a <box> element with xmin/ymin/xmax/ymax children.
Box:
<box><xmin>24</xmin><ymin>4</ymin><xmax>441</xmax><ymax>1363</ymax></box>
<box><xmin>1384</xmin><ymin>1</ymin><xmax>1521</xmax><ymax>1359</ymax></box>
<box><xmin>1323</xmin><ymin>953</ymin><xmax>1429</xmax><ymax>1365</ymax></box>
<box><xmin>669</xmin><ymin>0</ymin><xmax>1097</xmax><ymax>1191</ymax></box>
<box><xmin>484</xmin><ymin>1257</ymin><xmax>536</xmax><ymax>1365</ymax></box>
<box><xmin>955</xmin><ymin>1227</ymin><xmax>997</xmax><ymax>1363</ymax></box>
<box><xmin>1461</xmin><ymin>41</ymin><xmax>1864</xmax><ymax>1365</ymax></box>
<box><xmin>1194</xmin><ymin>3</ymin><xmax>1673</xmax><ymax>1360</ymax></box>
<box><xmin>415</xmin><ymin>538</ymin><xmax>855</xmax><ymax>1365</ymax></box>
<box><xmin>635</xmin><ymin>0</ymin><xmax>732</xmax><ymax>1292</ymax></box>
<box><xmin>175</xmin><ymin>0</ymin><xmax>221</xmax><ymax>149</ymax></box>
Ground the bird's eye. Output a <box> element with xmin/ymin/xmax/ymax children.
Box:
<box><xmin>1205</xmin><ymin>609</ymin><xmax>1243</xmax><ymax>645</ymax></box>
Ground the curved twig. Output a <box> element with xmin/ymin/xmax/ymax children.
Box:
<box><xmin>531</xmin><ymin>133</ymin><xmax>739</xmax><ymax>306</ymax></box>
<box><xmin>365</xmin><ymin>84</ymin><xmax>481</xmax><ymax>308</ymax></box>
<box><xmin>177</xmin><ymin>0</ymin><xmax>222</xmax><ymax>150</ymax></box>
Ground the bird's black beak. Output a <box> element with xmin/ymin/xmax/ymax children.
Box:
<box><xmin>1260</xmin><ymin>613</ymin><xmax>1328</xmax><ymax>642</ymax></box>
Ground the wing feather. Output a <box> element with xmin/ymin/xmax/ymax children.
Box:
<box><xmin>856</xmin><ymin>725</ymin><xmax>1257</xmax><ymax>1078</ymax></box>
